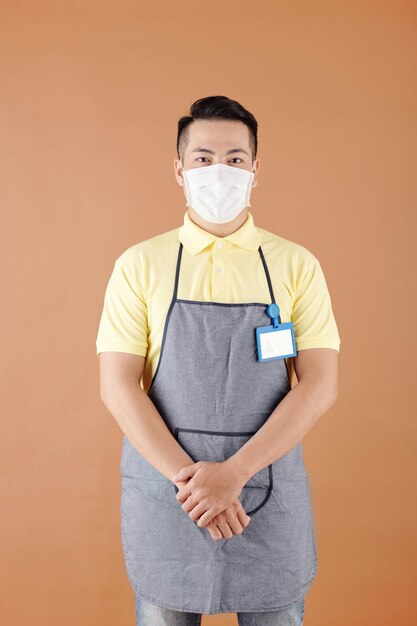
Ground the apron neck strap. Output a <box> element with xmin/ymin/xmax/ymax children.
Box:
<box><xmin>258</xmin><ymin>245</ymin><xmax>276</xmax><ymax>304</ymax></box>
<box><xmin>172</xmin><ymin>241</ymin><xmax>276</xmax><ymax>305</ymax></box>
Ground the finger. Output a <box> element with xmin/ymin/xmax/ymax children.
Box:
<box><xmin>196</xmin><ymin>506</ymin><xmax>220</xmax><ymax>528</ymax></box>
<box><xmin>224</xmin><ymin>511</ymin><xmax>244</xmax><ymax>535</ymax></box>
<box><xmin>175</xmin><ymin>485</ymin><xmax>193</xmax><ymax>504</ymax></box>
<box><xmin>171</xmin><ymin>466</ymin><xmax>191</xmax><ymax>481</ymax></box>
<box><xmin>235</xmin><ymin>498</ymin><xmax>251</xmax><ymax>520</ymax></box>
<box><xmin>206</xmin><ymin>521</ymin><xmax>222</xmax><ymax>541</ymax></box>
<box><xmin>181</xmin><ymin>495</ymin><xmax>199</xmax><ymax>513</ymax></box>
<box><xmin>188</xmin><ymin>501</ymin><xmax>210</xmax><ymax>523</ymax></box>
<box><xmin>172</xmin><ymin>463</ymin><xmax>200</xmax><ymax>482</ymax></box>
<box><xmin>215</xmin><ymin>515</ymin><xmax>234</xmax><ymax>539</ymax></box>
<box><xmin>221</xmin><ymin>505</ymin><xmax>245</xmax><ymax>535</ymax></box>
<box><xmin>235</xmin><ymin>502</ymin><xmax>251</xmax><ymax>528</ymax></box>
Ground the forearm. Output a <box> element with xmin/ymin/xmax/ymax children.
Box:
<box><xmin>226</xmin><ymin>378</ymin><xmax>338</xmax><ymax>482</ymax></box>
<box><xmin>101</xmin><ymin>381</ymin><xmax>194</xmax><ymax>482</ymax></box>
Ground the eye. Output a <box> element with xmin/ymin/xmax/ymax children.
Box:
<box><xmin>196</xmin><ymin>157</ymin><xmax>210</xmax><ymax>163</ymax></box>
<box><xmin>229</xmin><ymin>158</ymin><xmax>243</xmax><ymax>164</ymax></box>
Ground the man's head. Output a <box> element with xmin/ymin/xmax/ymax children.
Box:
<box><xmin>176</xmin><ymin>95</ymin><xmax>258</xmax><ymax>164</ymax></box>
<box><xmin>174</xmin><ymin>95</ymin><xmax>260</xmax><ymax>232</ymax></box>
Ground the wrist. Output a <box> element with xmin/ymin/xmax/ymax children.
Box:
<box><xmin>224</xmin><ymin>453</ymin><xmax>252</xmax><ymax>486</ymax></box>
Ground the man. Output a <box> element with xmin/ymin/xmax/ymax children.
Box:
<box><xmin>96</xmin><ymin>95</ymin><xmax>340</xmax><ymax>626</ymax></box>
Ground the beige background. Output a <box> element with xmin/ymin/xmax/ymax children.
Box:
<box><xmin>1</xmin><ymin>1</ymin><xmax>416</xmax><ymax>624</ymax></box>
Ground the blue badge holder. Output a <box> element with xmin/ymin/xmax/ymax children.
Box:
<box><xmin>256</xmin><ymin>303</ymin><xmax>297</xmax><ymax>362</ymax></box>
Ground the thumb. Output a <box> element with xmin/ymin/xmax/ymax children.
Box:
<box><xmin>172</xmin><ymin>463</ymin><xmax>200</xmax><ymax>481</ymax></box>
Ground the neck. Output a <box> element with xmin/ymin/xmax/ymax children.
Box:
<box><xmin>187</xmin><ymin>208</ymin><xmax>249</xmax><ymax>237</ymax></box>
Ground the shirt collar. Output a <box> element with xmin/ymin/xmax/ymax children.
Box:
<box><xmin>178</xmin><ymin>210</ymin><xmax>262</xmax><ymax>256</ymax></box>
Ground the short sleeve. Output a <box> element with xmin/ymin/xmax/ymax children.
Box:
<box><xmin>95</xmin><ymin>256</ymin><xmax>149</xmax><ymax>357</ymax></box>
<box><xmin>291</xmin><ymin>258</ymin><xmax>341</xmax><ymax>352</ymax></box>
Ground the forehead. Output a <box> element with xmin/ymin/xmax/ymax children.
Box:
<box><xmin>186</xmin><ymin>119</ymin><xmax>251</xmax><ymax>152</ymax></box>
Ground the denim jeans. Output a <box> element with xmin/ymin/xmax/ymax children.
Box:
<box><xmin>134</xmin><ymin>592</ymin><xmax>305</xmax><ymax>626</ymax></box>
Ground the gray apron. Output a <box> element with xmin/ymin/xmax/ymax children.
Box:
<box><xmin>120</xmin><ymin>241</ymin><xmax>317</xmax><ymax>615</ymax></box>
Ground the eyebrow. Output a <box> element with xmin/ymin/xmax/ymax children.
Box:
<box><xmin>191</xmin><ymin>147</ymin><xmax>250</xmax><ymax>156</ymax></box>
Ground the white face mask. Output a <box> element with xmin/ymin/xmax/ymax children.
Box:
<box><xmin>180</xmin><ymin>161</ymin><xmax>256</xmax><ymax>224</ymax></box>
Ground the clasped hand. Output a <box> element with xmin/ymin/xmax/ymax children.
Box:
<box><xmin>171</xmin><ymin>460</ymin><xmax>251</xmax><ymax>541</ymax></box>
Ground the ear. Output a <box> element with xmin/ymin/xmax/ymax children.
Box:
<box><xmin>252</xmin><ymin>159</ymin><xmax>260</xmax><ymax>188</ymax></box>
<box><xmin>174</xmin><ymin>159</ymin><xmax>184</xmax><ymax>186</ymax></box>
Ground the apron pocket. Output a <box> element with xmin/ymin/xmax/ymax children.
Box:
<box><xmin>174</xmin><ymin>427</ymin><xmax>272</xmax><ymax>516</ymax></box>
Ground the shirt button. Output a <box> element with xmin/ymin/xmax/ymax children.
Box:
<box><xmin>215</xmin><ymin>265</ymin><xmax>223</xmax><ymax>274</ymax></box>
<box><xmin>216</xmin><ymin>241</ymin><xmax>223</xmax><ymax>248</ymax></box>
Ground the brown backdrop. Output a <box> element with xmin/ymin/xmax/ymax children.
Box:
<box><xmin>2</xmin><ymin>1</ymin><xmax>416</xmax><ymax>624</ymax></box>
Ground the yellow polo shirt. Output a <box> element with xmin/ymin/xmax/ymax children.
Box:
<box><xmin>96</xmin><ymin>210</ymin><xmax>341</xmax><ymax>392</ymax></box>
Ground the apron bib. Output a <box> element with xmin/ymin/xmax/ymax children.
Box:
<box><xmin>120</xmin><ymin>242</ymin><xmax>317</xmax><ymax>614</ymax></box>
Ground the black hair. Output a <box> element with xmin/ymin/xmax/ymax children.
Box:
<box><xmin>177</xmin><ymin>95</ymin><xmax>258</xmax><ymax>162</ymax></box>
